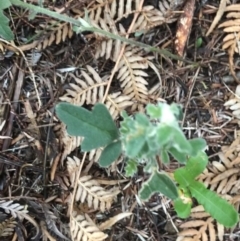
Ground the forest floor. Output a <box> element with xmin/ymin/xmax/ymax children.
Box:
<box><xmin>0</xmin><ymin>0</ymin><xmax>240</xmax><ymax>240</ymax></box>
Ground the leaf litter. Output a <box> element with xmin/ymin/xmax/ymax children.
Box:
<box><xmin>0</xmin><ymin>0</ymin><xmax>240</xmax><ymax>240</ymax></box>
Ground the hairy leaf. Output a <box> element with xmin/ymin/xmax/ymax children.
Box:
<box><xmin>146</xmin><ymin>103</ymin><xmax>162</xmax><ymax>118</ymax></box>
<box><xmin>161</xmin><ymin>149</ymin><xmax>169</xmax><ymax>163</ymax></box>
<box><xmin>56</xmin><ymin>103</ymin><xmax>119</xmax><ymax>151</ymax></box>
<box><xmin>139</xmin><ymin>170</ymin><xmax>178</xmax><ymax>200</ymax></box>
<box><xmin>125</xmin><ymin>159</ymin><xmax>138</xmax><ymax>177</ymax></box>
<box><xmin>99</xmin><ymin>141</ymin><xmax>122</xmax><ymax>167</ymax></box>
<box><xmin>189</xmin><ymin>181</ymin><xmax>239</xmax><ymax>227</ymax></box>
<box><xmin>0</xmin><ymin>0</ymin><xmax>11</xmax><ymax>9</ymax></box>
<box><xmin>172</xmin><ymin>127</ymin><xmax>192</xmax><ymax>153</ymax></box>
<box><xmin>120</xmin><ymin>113</ymin><xmax>149</xmax><ymax>158</ymax></box>
<box><xmin>188</xmin><ymin>138</ymin><xmax>207</xmax><ymax>156</ymax></box>
<box><xmin>156</xmin><ymin>124</ymin><xmax>174</xmax><ymax>148</ymax></box>
<box><xmin>168</xmin><ymin>146</ymin><xmax>187</xmax><ymax>163</ymax></box>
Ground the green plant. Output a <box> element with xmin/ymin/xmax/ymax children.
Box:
<box><xmin>56</xmin><ymin>102</ymin><xmax>239</xmax><ymax>228</ymax></box>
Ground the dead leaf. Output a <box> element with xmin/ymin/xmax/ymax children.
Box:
<box><xmin>99</xmin><ymin>212</ymin><xmax>132</xmax><ymax>230</ymax></box>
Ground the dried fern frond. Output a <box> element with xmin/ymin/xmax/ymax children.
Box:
<box><xmin>60</xmin><ymin>67</ymin><xmax>133</xmax><ymax>121</ymax></box>
<box><xmin>60</xmin><ymin>65</ymin><xmax>109</xmax><ymax>105</ymax></box>
<box><xmin>131</xmin><ymin>5</ymin><xmax>177</xmax><ymax>32</ymax></box>
<box><xmin>0</xmin><ymin>200</ymin><xmax>40</xmax><ymax>237</ymax></box>
<box><xmin>177</xmin><ymin>207</ymin><xmax>224</xmax><ymax>241</ymax></box>
<box><xmin>70</xmin><ymin>211</ymin><xmax>107</xmax><ymax>241</ymax></box>
<box><xmin>217</xmin><ymin>5</ymin><xmax>240</xmax><ymax>82</ymax></box>
<box><xmin>67</xmin><ymin>156</ymin><xmax>120</xmax><ymax>212</ymax></box>
<box><xmin>89</xmin><ymin>0</ymin><xmax>180</xmax><ymax>61</ymax></box>
<box><xmin>218</xmin><ymin>8</ymin><xmax>240</xmax><ymax>54</ymax></box>
<box><xmin>197</xmin><ymin>139</ymin><xmax>240</xmax><ymax>195</ymax></box>
<box><xmin>75</xmin><ymin>175</ymin><xmax>119</xmax><ymax>211</ymax></box>
<box><xmin>26</xmin><ymin>50</ymin><xmax>42</xmax><ymax>67</ymax></box>
<box><xmin>89</xmin><ymin>0</ymin><xmax>178</xmax><ymax>32</ymax></box>
<box><xmin>40</xmin><ymin>220</ymin><xmax>57</xmax><ymax>241</ymax></box>
<box><xmin>99</xmin><ymin>212</ymin><xmax>132</xmax><ymax>231</ymax></box>
<box><xmin>224</xmin><ymin>84</ymin><xmax>240</xmax><ymax>119</ymax></box>
<box><xmin>92</xmin><ymin>16</ymin><xmax>126</xmax><ymax>61</ymax></box>
<box><xmin>105</xmin><ymin>91</ymin><xmax>133</xmax><ymax>120</ymax></box>
<box><xmin>0</xmin><ymin>218</ymin><xmax>16</xmax><ymax>237</ymax></box>
<box><xmin>36</xmin><ymin>22</ymin><xmax>73</xmax><ymax>50</ymax></box>
<box><xmin>20</xmin><ymin>21</ymin><xmax>73</xmax><ymax>51</ymax></box>
<box><xmin>43</xmin><ymin>205</ymin><xmax>69</xmax><ymax>240</ymax></box>
<box><xmin>116</xmin><ymin>46</ymin><xmax>153</xmax><ymax>107</ymax></box>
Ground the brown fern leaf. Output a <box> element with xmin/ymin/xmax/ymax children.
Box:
<box><xmin>75</xmin><ymin>175</ymin><xmax>119</xmax><ymax>211</ymax></box>
<box><xmin>70</xmin><ymin>211</ymin><xmax>107</xmax><ymax>241</ymax></box>
<box><xmin>88</xmin><ymin>0</ymin><xmax>181</xmax><ymax>61</ymax></box>
<box><xmin>197</xmin><ymin>139</ymin><xmax>240</xmax><ymax>195</ymax></box>
<box><xmin>217</xmin><ymin>5</ymin><xmax>240</xmax><ymax>83</ymax></box>
<box><xmin>105</xmin><ymin>91</ymin><xmax>133</xmax><ymax>120</ymax></box>
<box><xmin>67</xmin><ymin>156</ymin><xmax>120</xmax><ymax>212</ymax></box>
<box><xmin>91</xmin><ymin>14</ymin><xmax>126</xmax><ymax>61</ymax></box>
<box><xmin>177</xmin><ymin>207</ymin><xmax>224</xmax><ymax>241</ymax></box>
<box><xmin>20</xmin><ymin>21</ymin><xmax>73</xmax><ymax>51</ymax></box>
<box><xmin>89</xmin><ymin>0</ymin><xmax>179</xmax><ymax>31</ymax></box>
<box><xmin>60</xmin><ymin>65</ymin><xmax>109</xmax><ymax>105</ymax></box>
<box><xmin>116</xmin><ymin>46</ymin><xmax>153</xmax><ymax>107</ymax></box>
<box><xmin>0</xmin><ymin>218</ymin><xmax>16</xmax><ymax>237</ymax></box>
<box><xmin>0</xmin><ymin>200</ymin><xmax>40</xmax><ymax>237</ymax></box>
<box><xmin>218</xmin><ymin>7</ymin><xmax>240</xmax><ymax>53</ymax></box>
<box><xmin>224</xmin><ymin>84</ymin><xmax>240</xmax><ymax>119</ymax></box>
<box><xmin>59</xmin><ymin>67</ymin><xmax>133</xmax><ymax>121</ymax></box>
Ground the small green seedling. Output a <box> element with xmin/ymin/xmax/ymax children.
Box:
<box><xmin>56</xmin><ymin>102</ymin><xmax>239</xmax><ymax>227</ymax></box>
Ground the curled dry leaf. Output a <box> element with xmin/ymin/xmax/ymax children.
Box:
<box><xmin>175</xmin><ymin>0</ymin><xmax>195</xmax><ymax>57</ymax></box>
<box><xmin>98</xmin><ymin>212</ymin><xmax>132</xmax><ymax>231</ymax></box>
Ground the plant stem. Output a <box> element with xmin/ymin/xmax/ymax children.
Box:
<box><xmin>10</xmin><ymin>0</ymin><xmax>197</xmax><ymax>64</ymax></box>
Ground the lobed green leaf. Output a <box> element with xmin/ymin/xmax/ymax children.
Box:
<box><xmin>56</xmin><ymin>103</ymin><xmax>119</xmax><ymax>151</ymax></box>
